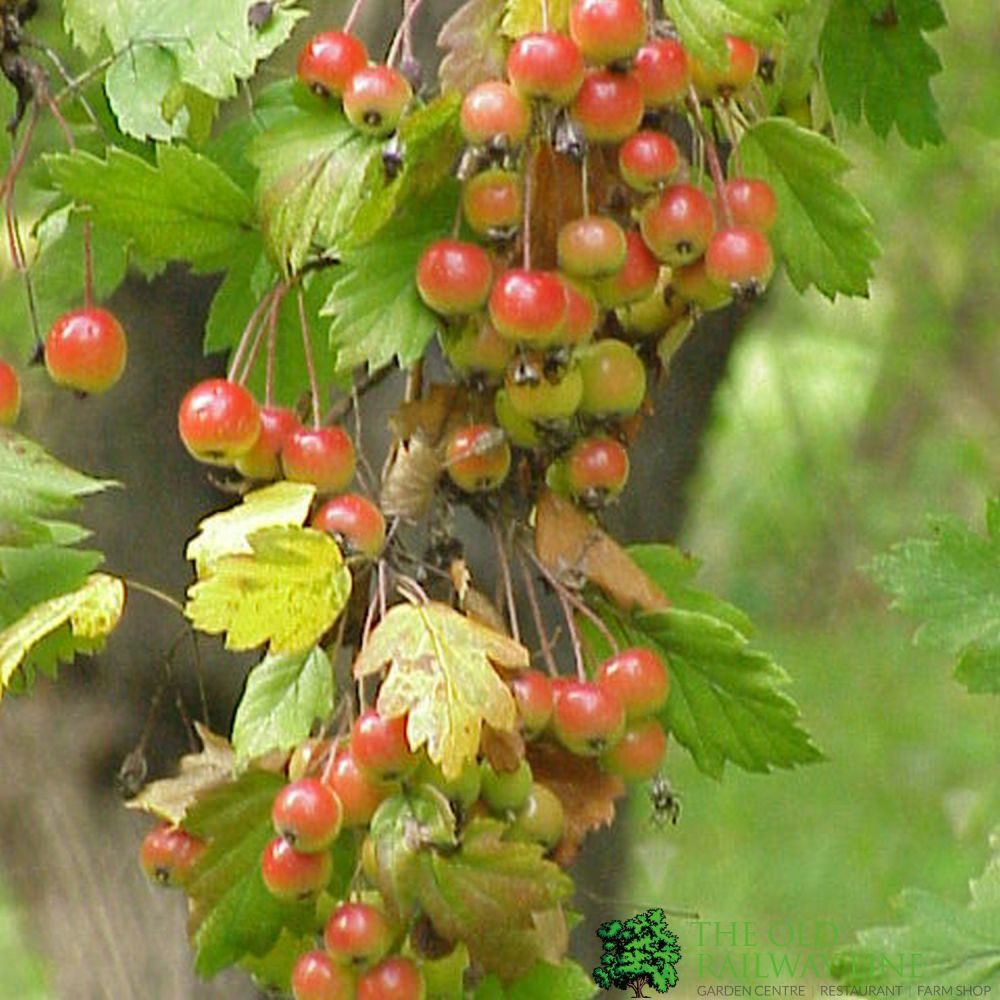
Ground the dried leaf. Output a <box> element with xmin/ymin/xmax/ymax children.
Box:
<box><xmin>526</xmin><ymin>740</ymin><xmax>625</xmax><ymax>865</ymax></box>
<box><xmin>380</xmin><ymin>438</ymin><xmax>444</xmax><ymax>521</ymax></box>
<box><xmin>390</xmin><ymin>383</ymin><xmax>469</xmax><ymax>443</ymax></box>
<box><xmin>481</xmin><ymin>723</ymin><xmax>525</xmax><ymax>773</ymax></box>
<box><xmin>438</xmin><ymin>0</ymin><xmax>508</xmax><ymax>93</ymax></box>
<box><xmin>452</xmin><ymin>558</ymin><xmax>508</xmax><ymax>634</ymax></box>
<box><xmin>534</xmin><ymin>491</ymin><xmax>669</xmax><ymax>613</ymax></box>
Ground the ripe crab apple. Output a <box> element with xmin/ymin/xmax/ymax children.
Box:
<box><xmin>509</xmin><ymin>669</ymin><xmax>554</xmax><ymax>735</ymax></box>
<box><xmin>139</xmin><ymin>824</ymin><xmax>206</xmax><ymax>887</ymax></box>
<box><xmin>460</xmin><ymin>80</ymin><xmax>532</xmax><ymax>147</ymax></box>
<box><xmin>595</xmin><ymin>646</ymin><xmax>670</xmax><ymax>717</ymax></box>
<box><xmin>235</xmin><ymin>404</ymin><xmax>300</xmax><ymax>480</ymax></box>
<box><xmin>343</xmin><ymin>64</ymin><xmax>412</xmax><ymax>136</ymax></box>
<box><xmin>566</xmin><ymin>435</ymin><xmax>630</xmax><ymax>503</ymax></box>
<box><xmin>325</xmin><ymin>744</ymin><xmax>395</xmax><ymax>827</ymax></box>
<box><xmin>571</xmin><ymin>69</ymin><xmax>644</xmax><ymax>144</ymax></box>
<box><xmin>569</xmin><ymin>0</ymin><xmax>647</xmax><ymax>65</ymax></box>
<box><xmin>271</xmin><ymin>778</ymin><xmax>343</xmax><ymax>852</ymax></box>
<box><xmin>704</xmin><ymin>226</ymin><xmax>774</xmax><ymax>296</ymax></box>
<box><xmin>351</xmin><ymin>709</ymin><xmax>417</xmax><ymax>781</ymax></box>
<box><xmin>594</xmin><ymin>230</ymin><xmax>660</xmax><ymax>307</ymax></box>
<box><xmin>417</xmin><ymin>239</ymin><xmax>494</xmax><ymax>316</ymax></box>
<box><xmin>291</xmin><ymin>950</ymin><xmax>355</xmax><ymax>1000</ymax></box>
<box><xmin>323</xmin><ymin>901</ymin><xmax>394</xmax><ymax>966</ymax></box>
<box><xmin>282</xmin><ymin>425</ymin><xmax>356</xmax><ymax>493</ymax></box>
<box><xmin>356</xmin><ymin>956</ymin><xmax>425</xmax><ymax>1000</ymax></box>
<box><xmin>557</xmin><ymin>215</ymin><xmax>627</xmax><ymax>280</ymax></box>
<box><xmin>690</xmin><ymin>35</ymin><xmax>759</xmax><ymax>98</ymax></box>
<box><xmin>576</xmin><ymin>338</ymin><xmax>647</xmax><ymax>418</ymax></box>
<box><xmin>0</xmin><ymin>360</ymin><xmax>20</xmax><ymax>425</ymax></box>
<box><xmin>619</xmin><ymin>131</ymin><xmax>681</xmax><ymax>192</ymax></box>
<box><xmin>488</xmin><ymin>269</ymin><xmax>568</xmax><ymax>346</ymax></box>
<box><xmin>445</xmin><ymin>423</ymin><xmax>512</xmax><ymax>492</ymax></box>
<box><xmin>552</xmin><ymin>679</ymin><xmax>626</xmax><ymax>755</ymax></box>
<box><xmin>260</xmin><ymin>836</ymin><xmax>332</xmax><ymax>900</ymax></box>
<box><xmin>461</xmin><ymin>168</ymin><xmax>523</xmax><ymax>236</ymax></box>
<box><xmin>724</xmin><ymin>177</ymin><xmax>778</xmax><ymax>232</ymax></box>
<box><xmin>561</xmin><ymin>279</ymin><xmax>600</xmax><ymax>345</ymax></box>
<box><xmin>44</xmin><ymin>307</ymin><xmax>127</xmax><ymax>394</ymax></box>
<box><xmin>297</xmin><ymin>31</ymin><xmax>368</xmax><ymax>97</ymax></box>
<box><xmin>177</xmin><ymin>378</ymin><xmax>261</xmax><ymax>466</ymax></box>
<box><xmin>312</xmin><ymin>493</ymin><xmax>386</xmax><ymax>558</ymax></box>
<box><xmin>506</xmin><ymin>32</ymin><xmax>585</xmax><ymax>106</ymax></box>
<box><xmin>640</xmin><ymin>183</ymin><xmax>716</xmax><ymax>266</ymax></box>
<box><xmin>600</xmin><ymin>716</ymin><xmax>668</xmax><ymax>780</ymax></box>
<box><xmin>634</xmin><ymin>38</ymin><xmax>691</xmax><ymax>107</ymax></box>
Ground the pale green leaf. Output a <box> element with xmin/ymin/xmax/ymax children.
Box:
<box><xmin>501</xmin><ymin>0</ymin><xmax>571</xmax><ymax>36</ymax></box>
<box><xmin>475</xmin><ymin>959</ymin><xmax>598</xmax><ymax>998</ymax></box>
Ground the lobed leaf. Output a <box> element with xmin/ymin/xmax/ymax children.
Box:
<box><xmin>474</xmin><ymin>958</ymin><xmax>598</xmax><ymax>998</ymax></box>
<box><xmin>439</xmin><ymin>0</ymin><xmax>509</xmax><ymax>92</ymax></box>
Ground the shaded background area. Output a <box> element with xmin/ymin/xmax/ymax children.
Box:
<box><xmin>0</xmin><ymin>0</ymin><xmax>996</xmax><ymax>997</ymax></box>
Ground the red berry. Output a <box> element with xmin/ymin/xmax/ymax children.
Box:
<box><xmin>292</xmin><ymin>950</ymin><xmax>355</xmax><ymax>1000</ymax></box>
<box><xmin>139</xmin><ymin>824</ymin><xmax>205</xmax><ymax>887</ymax></box>
<box><xmin>561</xmin><ymin>279</ymin><xmax>600</xmax><ymax>345</ymax></box>
<box><xmin>552</xmin><ymin>680</ymin><xmax>626</xmax><ymax>756</ymax></box>
<box><xmin>297</xmin><ymin>31</ymin><xmax>368</xmax><ymax>97</ymax></box>
<box><xmin>461</xmin><ymin>168</ymin><xmax>523</xmax><ymax>237</ymax></box>
<box><xmin>44</xmin><ymin>307</ymin><xmax>127</xmax><ymax>394</ymax></box>
<box><xmin>634</xmin><ymin>39</ymin><xmax>691</xmax><ymax>107</ymax></box>
<box><xmin>640</xmin><ymin>183</ymin><xmax>716</xmax><ymax>265</ymax></box>
<box><xmin>235</xmin><ymin>405</ymin><xmax>300</xmax><ymax>480</ymax></box>
<box><xmin>416</xmin><ymin>239</ymin><xmax>494</xmax><ymax>316</ymax></box>
<box><xmin>595</xmin><ymin>230</ymin><xmax>659</xmax><ymax>307</ymax></box>
<box><xmin>572</xmin><ymin>69</ymin><xmax>644</xmax><ymax>144</ymax></box>
<box><xmin>177</xmin><ymin>378</ymin><xmax>261</xmax><ymax>466</ymax></box>
<box><xmin>282</xmin><ymin>426</ymin><xmax>356</xmax><ymax>493</ymax></box>
<box><xmin>0</xmin><ymin>361</ymin><xmax>20</xmax><ymax>425</ymax></box>
<box><xmin>480</xmin><ymin>758</ymin><xmax>534</xmax><ymax>813</ymax></box>
<box><xmin>600</xmin><ymin>716</ymin><xmax>668</xmax><ymax>780</ymax></box>
<box><xmin>557</xmin><ymin>215</ymin><xmax>627</xmax><ymax>280</ymax></box>
<box><xmin>343</xmin><ymin>64</ymin><xmax>412</xmax><ymax>136</ymax></box>
<box><xmin>618</xmin><ymin>131</ymin><xmax>680</xmax><ymax>192</ymax></box>
<box><xmin>509</xmin><ymin>669</ymin><xmax>554</xmax><ymax>735</ymax></box>
<box><xmin>566</xmin><ymin>436</ymin><xmax>630</xmax><ymax>502</ymax></box>
<box><xmin>325</xmin><ymin>745</ymin><xmax>394</xmax><ymax>827</ymax></box>
<box><xmin>357</xmin><ymin>957</ymin><xmax>425</xmax><ymax>1000</ymax></box>
<box><xmin>489</xmin><ymin>269</ymin><xmax>568</xmax><ymax>346</ymax></box>
<box><xmin>272</xmin><ymin>778</ymin><xmax>343</xmax><ymax>852</ymax></box>
<box><xmin>445</xmin><ymin>423</ymin><xmax>512</xmax><ymax>492</ymax></box>
<box><xmin>312</xmin><ymin>493</ymin><xmax>386</xmax><ymax>558</ymax></box>
<box><xmin>576</xmin><ymin>337</ymin><xmax>647</xmax><ymax>417</ymax></box>
<box><xmin>460</xmin><ymin>80</ymin><xmax>532</xmax><ymax>146</ymax></box>
<box><xmin>505</xmin><ymin>361</ymin><xmax>583</xmax><ymax>423</ymax></box>
<box><xmin>671</xmin><ymin>258</ymin><xmax>732</xmax><ymax>310</ymax></box>
<box><xmin>704</xmin><ymin>227</ymin><xmax>774</xmax><ymax>295</ymax></box>
<box><xmin>595</xmin><ymin>646</ymin><xmax>669</xmax><ymax>717</ymax></box>
<box><xmin>724</xmin><ymin>177</ymin><xmax>778</xmax><ymax>232</ymax></box>
<box><xmin>351</xmin><ymin>709</ymin><xmax>416</xmax><ymax>781</ymax></box>
<box><xmin>691</xmin><ymin>36</ymin><xmax>758</xmax><ymax>98</ymax></box>
<box><xmin>569</xmin><ymin>0</ymin><xmax>647</xmax><ymax>65</ymax></box>
<box><xmin>442</xmin><ymin>319</ymin><xmax>515</xmax><ymax>378</ymax></box>
<box><xmin>507</xmin><ymin>32</ymin><xmax>585</xmax><ymax>106</ymax></box>
<box><xmin>324</xmin><ymin>901</ymin><xmax>394</xmax><ymax>966</ymax></box>
<box><xmin>260</xmin><ymin>836</ymin><xmax>332</xmax><ymax>900</ymax></box>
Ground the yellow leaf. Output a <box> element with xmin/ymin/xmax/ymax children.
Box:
<box><xmin>0</xmin><ymin>573</ymin><xmax>125</xmax><ymax>696</ymax></box>
<box><xmin>185</xmin><ymin>525</ymin><xmax>351</xmax><ymax>654</ymax></box>
<box><xmin>501</xmin><ymin>0</ymin><xmax>570</xmax><ymax>36</ymax></box>
<box><xmin>186</xmin><ymin>481</ymin><xmax>316</xmax><ymax>575</ymax></box>
<box><xmin>353</xmin><ymin>601</ymin><xmax>529</xmax><ymax>779</ymax></box>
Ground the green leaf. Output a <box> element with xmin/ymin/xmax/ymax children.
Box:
<box><xmin>831</xmin><ymin>843</ymin><xmax>1000</xmax><ymax>990</ymax></box>
<box><xmin>868</xmin><ymin>498</ymin><xmax>1000</xmax><ymax>694</ymax></box>
<box><xmin>46</xmin><ymin>146</ymin><xmax>254</xmax><ymax>271</ymax></box>
<box><xmin>821</xmin><ymin>0</ymin><xmax>946</xmax><ymax>147</ymax></box>
<box><xmin>739</xmin><ymin>117</ymin><xmax>879</xmax><ymax>298</ymax></box>
<box><xmin>323</xmin><ymin>182</ymin><xmax>458</xmax><ymax>373</ymax></box>
<box><xmin>474</xmin><ymin>959</ymin><xmax>598</xmax><ymax>998</ymax></box>
<box><xmin>231</xmin><ymin>647</ymin><xmax>335</xmax><ymax>762</ymax></box>
<box><xmin>501</xmin><ymin>0</ymin><xmax>571</xmax><ymax>36</ymax></box>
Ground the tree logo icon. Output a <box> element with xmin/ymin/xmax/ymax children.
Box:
<box><xmin>592</xmin><ymin>908</ymin><xmax>682</xmax><ymax>997</ymax></box>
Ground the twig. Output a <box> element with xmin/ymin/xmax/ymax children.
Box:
<box><xmin>297</xmin><ymin>284</ymin><xmax>323</xmax><ymax>428</ymax></box>
<box><xmin>687</xmin><ymin>88</ymin><xmax>732</xmax><ymax>227</ymax></box>
<box><xmin>557</xmin><ymin>587</ymin><xmax>587</xmax><ymax>681</ymax></box>
<box><xmin>227</xmin><ymin>286</ymin><xmax>278</xmax><ymax>383</ymax></box>
<box><xmin>518</xmin><ymin>553</ymin><xmax>559</xmax><ymax>677</ymax></box>
<box><xmin>490</xmin><ymin>516</ymin><xmax>521</xmax><ymax>643</ymax></box>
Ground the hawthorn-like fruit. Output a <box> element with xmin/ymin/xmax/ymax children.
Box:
<box><xmin>561</xmin><ymin>278</ymin><xmax>601</xmax><ymax>345</ymax></box>
<box><xmin>235</xmin><ymin>404</ymin><xmax>300</xmax><ymax>480</ymax></box>
<box><xmin>44</xmin><ymin>307</ymin><xmax>127</xmax><ymax>394</ymax></box>
<box><xmin>460</xmin><ymin>80</ymin><xmax>531</xmax><ymax>147</ymax></box>
<box><xmin>557</xmin><ymin>215</ymin><xmax>627</xmax><ymax>280</ymax></box>
<box><xmin>297</xmin><ymin>31</ymin><xmax>368</xmax><ymax>97</ymax></box>
<box><xmin>595</xmin><ymin>230</ymin><xmax>660</xmax><ymax>307</ymax></box>
<box><xmin>356</xmin><ymin>956</ymin><xmax>425</xmax><ymax>1000</ymax></box>
<box><xmin>619</xmin><ymin>131</ymin><xmax>681</xmax><ymax>192</ymax></box>
<box><xmin>414</xmin><ymin>756</ymin><xmax>482</xmax><ymax>808</ymax></box>
<box><xmin>508</xmin><ymin>782</ymin><xmax>566</xmax><ymax>850</ymax></box>
<box><xmin>139</xmin><ymin>824</ymin><xmax>205</xmax><ymax>887</ymax></box>
<box><xmin>704</xmin><ymin>227</ymin><xmax>774</xmax><ymax>295</ymax></box>
<box><xmin>325</xmin><ymin>745</ymin><xmax>394</xmax><ymax>827</ymax></box>
<box><xmin>323</xmin><ymin>901</ymin><xmax>394</xmax><ymax>966</ymax></box>
<box><xmin>351</xmin><ymin>709</ymin><xmax>417</xmax><ymax>781</ymax></box>
<box><xmin>509</xmin><ymin>669</ymin><xmax>554</xmax><ymax>735</ymax></box>
<box><xmin>506</xmin><ymin>32</ymin><xmax>585</xmax><ymax>106</ymax></box>
<box><xmin>552</xmin><ymin>679</ymin><xmax>625</xmax><ymax>755</ymax></box>
<box><xmin>282</xmin><ymin>426</ymin><xmax>356</xmax><ymax>493</ymax></box>
<box><xmin>690</xmin><ymin>35</ymin><xmax>758</xmax><ymax>98</ymax></box>
<box><xmin>634</xmin><ymin>38</ymin><xmax>691</xmax><ymax>107</ymax></box>
<box><xmin>312</xmin><ymin>493</ymin><xmax>386</xmax><ymax>558</ymax></box>
<box><xmin>343</xmin><ymin>64</ymin><xmax>412</xmax><ymax>136</ymax></box>
<box><xmin>488</xmin><ymin>269</ymin><xmax>568</xmax><ymax>346</ymax></box>
<box><xmin>571</xmin><ymin>69</ymin><xmax>644</xmax><ymax>144</ymax></box>
<box><xmin>566</xmin><ymin>436</ymin><xmax>630</xmax><ymax>502</ymax></box>
<box><xmin>494</xmin><ymin>388</ymin><xmax>541</xmax><ymax>448</ymax></box>
<box><xmin>576</xmin><ymin>338</ymin><xmax>647</xmax><ymax>418</ymax></box>
<box><xmin>595</xmin><ymin>646</ymin><xmax>670</xmax><ymax>717</ymax></box>
<box><xmin>461</xmin><ymin>168</ymin><xmax>524</xmax><ymax>236</ymax></box>
<box><xmin>480</xmin><ymin>758</ymin><xmax>534</xmax><ymax>813</ymax></box>
<box><xmin>442</xmin><ymin>319</ymin><xmax>515</xmax><ymax>379</ymax></box>
<box><xmin>291</xmin><ymin>950</ymin><xmax>355</xmax><ymax>1000</ymax></box>
<box><xmin>260</xmin><ymin>836</ymin><xmax>332</xmax><ymax>900</ymax></box>
<box><xmin>505</xmin><ymin>363</ymin><xmax>583</xmax><ymax>423</ymax></box>
<box><xmin>0</xmin><ymin>360</ymin><xmax>20</xmax><ymax>425</ymax></box>
<box><xmin>724</xmin><ymin>177</ymin><xmax>778</xmax><ymax>232</ymax></box>
<box><xmin>272</xmin><ymin>778</ymin><xmax>343</xmax><ymax>852</ymax></box>
<box><xmin>569</xmin><ymin>0</ymin><xmax>647</xmax><ymax>65</ymax></box>
<box><xmin>177</xmin><ymin>378</ymin><xmax>261</xmax><ymax>466</ymax></box>
<box><xmin>600</xmin><ymin>716</ymin><xmax>668</xmax><ymax>781</ymax></box>
<box><xmin>617</xmin><ymin>275</ymin><xmax>688</xmax><ymax>338</ymax></box>
<box><xmin>445</xmin><ymin>423</ymin><xmax>512</xmax><ymax>492</ymax></box>
<box><xmin>640</xmin><ymin>183</ymin><xmax>716</xmax><ymax>266</ymax></box>
<box><xmin>416</xmin><ymin>239</ymin><xmax>494</xmax><ymax>316</ymax></box>
<box><xmin>671</xmin><ymin>257</ymin><xmax>732</xmax><ymax>311</ymax></box>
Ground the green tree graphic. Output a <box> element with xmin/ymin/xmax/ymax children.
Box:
<box><xmin>593</xmin><ymin>908</ymin><xmax>682</xmax><ymax>996</ymax></box>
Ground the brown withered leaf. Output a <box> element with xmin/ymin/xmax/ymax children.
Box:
<box><xmin>481</xmin><ymin>723</ymin><xmax>525</xmax><ymax>773</ymax></box>
<box><xmin>381</xmin><ymin>438</ymin><xmax>444</xmax><ymax>521</ymax></box>
<box><xmin>534</xmin><ymin>491</ymin><xmax>670</xmax><ymax>613</ymax></box>
<box><xmin>526</xmin><ymin>739</ymin><xmax>625</xmax><ymax>865</ymax></box>
<box><xmin>438</xmin><ymin>0</ymin><xmax>508</xmax><ymax>93</ymax></box>
<box><xmin>450</xmin><ymin>558</ymin><xmax>508</xmax><ymax>634</ymax></box>
<box><xmin>390</xmin><ymin>383</ymin><xmax>468</xmax><ymax>444</ymax></box>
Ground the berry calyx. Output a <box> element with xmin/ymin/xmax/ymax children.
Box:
<box><xmin>640</xmin><ymin>183</ymin><xmax>716</xmax><ymax>266</ymax></box>
<box><xmin>595</xmin><ymin>231</ymin><xmax>660</xmax><ymax>307</ymax></box>
<box><xmin>356</xmin><ymin>956</ymin><xmax>425</xmax><ymax>1000</ymax></box>
<box><xmin>595</xmin><ymin>646</ymin><xmax>669</xmax><ymax>717</ymax></box>
<box><xmin>569</xmin><ymin>0</ymin><xmax>647</xmax><ymax>65</ymax></box>
<box><xmin>261</xmin><ymin>837</ymin><xmax>332</xmax><ymax>900</ymax></box>
<box><xmin>351</xmin><ymin>709</ymin><xmax>417</xmax><ymax>781</ymax></box>
<box><xmin>312</xmin><ymin>493</ymin><xmax>386</xmax><ymax>558</ymax></box>
<box><xmin>509</xmin><ymin>669</ymin><xmax>554</xmax><ymax>735</ymax></box>
<box><xmin>460</xmin><ymin>80</ymin><xmax>531</xmax><ymax>147</ymax></box>
<box><xmin>690</xmin><ymin>35</ymin><xmax>758</xmax><ymax>98</ymax></box>
<box><xmin>291</xmin><ymin>950</ymin><xmax>356</xmax><ymax>1000</ymax></box>
<box><xmin>506</xmin><ymin>32</ymin><xmax>585</xmax><ymax>106</ymax></box>
<box><xmin>325</xmin><ymin>745</ymin><xmax>394</xmax><ymax>827</ymax></box>
<box><xmin>488</xmin><ymin>269</ymin><xmax>568</xmax><ymax>346</ymax></box>
<box><xmin>44</xmin><ymin>307</ymin><xmax>127</xmax><ymax>395</ymax></box>
<box><xmin>557</xmin><ymin>215</ymin><xmax>627</xmax><ymax>280</ymax></box>
<box><xmin>271</xmin><ymin>778</ymin><xmax>343</xmax><ymax>852</ymax></box>
<box><xmin>461</xmin><ymin>168</ymin><xmax>524</xmax><ymax>237</ymax></box>
<box><xmin>576</xmin><ymin>337</ymin><xmax>647</xmax><ymax>417</ymax></box>
<box><xmin>0</xmin><ymin>361</ymin><xmax>21</xmax><ymax>425</ymax></box>
<box><xmin>599</xmin><ymin>716</ymin><xmax>668</xmax><ymax>780</ymax></box>
<box><xmin>704</xmin><ymin>227</ymin><xmax>774</xmax><ymax>296</ymax></box>
<box><xmin>139</xmin><ymin>824</ymin><xmax>205</xmax><ymax>887</ymax></box>
<box><xmin>416</xmin><ymin>239</ymin><xmax>494</xmax><ymax>316</ymax></box>
<box><xmin>343</xmin><ymin>65</ymin><xmax>412</xmax><ymax>136</ymax></box>
<box><xmin>508</xmin><ymin>782</ymin><xmax>565</xmax><ymax>850</ymax></box>
<box><xmin>724</xmin><ymin>177</ymin><xmax>778</xmax><ymax>232</ymax></box>
<box><xmin>282</xmin><ymin>426</ymin><xmax>356</xmax><ymax>493</ymax></box>
<box><xmin>323</xmin><ymin>901</ymin><xmax>394</xmax><ymax>966</ymax></box>
<box><xmin>619</xmin><ymin>131</ymin><xmax>681</xmax><ymax>192</ymax></box>
<box><xmin>297</xmin><ymin>31</ymin><xmax>368</xmax><ymax>97</ymax></box>
<box><xmin>177</xmin><ymin>378</ymin><xmax>261</xmax><ymax>466</ymax></box>
<box><xmin>566</xmin><ymin>436</ymin><xmax>630</xmax><ymax>503</ymax></box>
<box><xmin>552</xmin><ymin>680</ymin><xmax>626</xmax><ymax>755</ymax></box>
<box><xmin>442</xmin><ymin>320</ymin><xmax>515</xmax><ymax>379</ymax></box>
<box><xmin>571</xmin><ymin>69</ymin><xmax>644</xmax><ymax>144</ymax></box>
<box><xmin>479</xmin><ymin>758</ymin><xmax>534</xmax><ymax>814</ymax></box>
<box><xmin>634</xmin><ymin>39</ymin><xmax>691</xmax><ymax>107</ymax></box>
<box><xmin>445</xmin><ymin>423</ymin><xmax>512</xmax><ymax>492</ymax></box>
<box><xmin>235</xmin><ymin>404</ymin><xmax>300</xmax><ymax>480</ymax></box>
